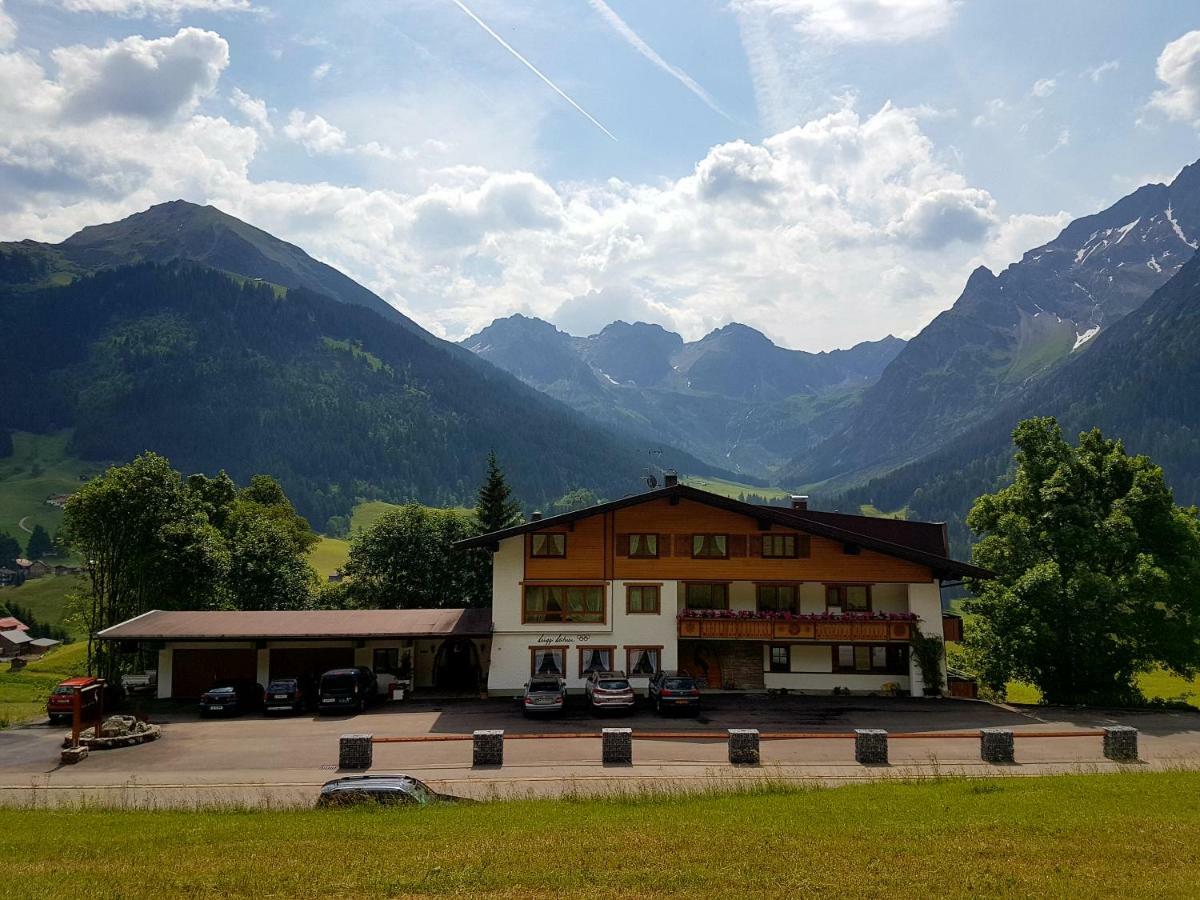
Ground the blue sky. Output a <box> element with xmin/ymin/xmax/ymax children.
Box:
<box><xmin>3</xmin><ymin>1</ymin><xmax>1200</xmax><ymax>350</ymax></box>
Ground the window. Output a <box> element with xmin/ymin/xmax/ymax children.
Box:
<box><xmin>628</xmin><ymin>533</ymin><xmax>658</xmax><ymax>558</ymax></box>
<box><xmin>762</xmin><ymin>534</ymin><xmax>798</xmax><ymax>558</ymax></box>
<box><xmin>579</xmin><ymin>646</ymin><xmax>615</xmax><ymax>676</ymax></box>
<box><xmin>530</xmin><ymin>533</ymin><xmax>566</xmax><ymax>557</ymax></box>
<box><xmin>769</xmin><ymin>645</ymin><xmax>790</xmax><ymax>673</ymax></box>
<box><xmin>626</xmin><ymin>646</ymin><xmax>661</xmax><ymax>676</ymax></box>
<box><xmin>530</xmin><ymin>647</ymin><xmax>566</xmax><ymax>676</ymax></box>
<box><xmin>832</xmin><ymin>644</ymin><xmax>907</xmax><ymax>674</ymax></box>
<box><xmin>684</xmin><ymin>582</ymin><xmax>729</xmax><ymax>610</ymax></box>
<box><xmin>692</xmin><ymin>534</ymin><xmax>728</xmax><ymax>558</ymax></box>
<box><xmin>523</xmin><ymin>585</ymin><xmax>605</xmax><ymax>623</ymax></box>
<box><xmin>826</xmin><ymin>584</ymin><xmax>871</xmax><ymax>612</ymax></box>
<box><xmin>627</xmin><ymin>584</ymin><xmax>661</xmax><ymax>614</ymax></box>
<box><xmin>757</xmin><ymin>583</ymin><xmax>798</xmax><ymax>613</ymax></box>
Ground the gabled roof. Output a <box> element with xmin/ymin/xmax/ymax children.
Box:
<box><xmin>452</xmin><ymin>483</ymin><xmax>991</xmax><ymax>580</ymax></box>
<box><xmin>0</xmin><ymin>617</ymin><xmax>28</xmax><ymax>631</ymax></box>
<box><xmin>0</xmin><ymin>629</ymin><xmax>33</xmax><ymax>644</ymax></box>
<box><xmin>97</xmin><ymin>608</ymin><xmax>493</xmax><ymax>641</ymax></box>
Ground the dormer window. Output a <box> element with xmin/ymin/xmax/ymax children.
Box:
<box><xmin>530</xmin><ymin>533</ymin><xmax>566</xmax><ymax>558</ymax></box>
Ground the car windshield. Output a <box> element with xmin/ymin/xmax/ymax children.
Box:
<box><xmin>322</xmin><ymin>674</ymin><xmax>356</xmax><ymax>692</ymax></box>
<box><xmin>268</xmin><ymin>680</ymin><xmax>297</xmax><ymax>691</ymax></box>
<box><xmin>52</xmin><ymin>685</ymin><xmax>76</xmax><ymax>695</ymax></box>
<box><xmin>598</xmin><ymin>680</ymin><xmax>629</xmax><ymax>690</ymax></box>
<box><xmin>664</xmin><ymin>678</ymin><xmax>694</xmax><ymax>690</ymax></box>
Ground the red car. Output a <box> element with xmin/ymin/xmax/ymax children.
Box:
<box><xmin>46</xmin><ymin>676</ymin><xmax>101</xmax><ymax>723</ymax></box>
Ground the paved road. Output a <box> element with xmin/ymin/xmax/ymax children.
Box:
<box><xmin>2</xmin><ymin>695</ymin><xmax>1198</xmax><ymax>806</ymax></box>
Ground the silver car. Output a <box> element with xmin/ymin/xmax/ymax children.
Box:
<box><xmin>522</xmin><ymin>675</ymin><xmax>566</xmax><ymax>716</ymax></box>
<box><xmin>585</xmin><ymin>670</ymin><xmax>636</xmax><ymax>713</ymax></box>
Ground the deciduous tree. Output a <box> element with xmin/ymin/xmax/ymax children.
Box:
<box><xmin>964</xmin><ymin>417</ymin><xmax>1200</xmax><ymax>705</ymax></box>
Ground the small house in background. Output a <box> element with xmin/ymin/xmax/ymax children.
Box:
<box><xmin>0</xmin><ymin>629</ymin><xmax>33</xmax><ymax>657</ymax></box>
<box><xmin>15</xmin><ymin>559</ymin><xmax>49</xmax><ymax>579</ymax></box>
<box><xmin>0</xmin><ymin>568</ymin><xmax>17</xmax><ymax>586</ymax></box>
<box><xmin>53</xmin><ymin>564</ymin><xmax>84</xmax><ymax>577</ymax></box>
<box><xmin>327</xmin><ymin>570</ymin><xmax>344</xmax><ymax>583</ymax></box>
<box><xmin>0</xmin><ymin>616</ymin><xmax>28</xmax><ymax>632</ymax></box>
<box><xmin>27</xmin><ymin>637</ymin><xmax>61</xmax><ymax>655</ymax></box>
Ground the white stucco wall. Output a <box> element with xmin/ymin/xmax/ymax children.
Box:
<box><xmin>907</xmin><ymin>580</ymin><xmax>947</xmax><ymax>695</ymax></box>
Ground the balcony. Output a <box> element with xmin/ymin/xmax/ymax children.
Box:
<box><xmin>677</xmin><ymin>611</ymin><xmax>915</xmax><ymax>642</ymax></box>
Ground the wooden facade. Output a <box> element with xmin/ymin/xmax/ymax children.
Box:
<box><xmin>521</xmin><ymin>498</ymin><xmax>934</xmax><ymax>585</ymax></box>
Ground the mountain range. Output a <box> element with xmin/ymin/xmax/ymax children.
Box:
<box><xmin>461</xmin><ymin>315</ymin><xmax>904</xmax><ymax>473</ymax></box>
<box><xmin>0</xmin><ymin>202</ymin><xmax>730</xmax><ymax>528</ymax></box>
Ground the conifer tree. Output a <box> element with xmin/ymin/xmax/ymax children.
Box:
<box><xmin>475</xmin><ymin>451</ymin><xmax>522</xmax><ymax>533</ymax></box>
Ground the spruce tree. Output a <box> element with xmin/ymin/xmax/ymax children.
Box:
<box><xmin>475</xmin><ymin>451</ymin><xmax>522</xmax><ymax>533</ymax></box>
<box><xmin>24</xmin><ymin>524</ymin><xmax>53</xmax><ymax>559</ymax></box>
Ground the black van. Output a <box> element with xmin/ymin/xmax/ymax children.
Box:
<box><xmin>318</xmin><ymin>666</ymin><xmax>376</xmax><ymax>714</ymax></box>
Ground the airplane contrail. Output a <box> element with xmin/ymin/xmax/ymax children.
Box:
<box><xmin>586</xmin><ymin>0</ymin><xmax>732</xmax><ymax>121</ymax></box>
<box><xmin>449</xmin><ymin>0</ymin><xmax>617</xmax><ymax>142</ymax></box>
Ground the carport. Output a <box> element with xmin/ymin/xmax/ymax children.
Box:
<box><xmin>97</xmin><ymin>608</ymin><xmax>493</xmax><ymax>700</ymax></box>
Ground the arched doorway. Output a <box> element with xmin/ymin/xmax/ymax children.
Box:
<box><xmin>432</xmin><ymin>637</ymin><xmax>481</xmax><ymax>691</ymax></box>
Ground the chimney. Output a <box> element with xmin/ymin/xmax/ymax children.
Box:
<box><xmin>663</xmin><ymin>471</ymin><xmax>678</xmax><ymax>487</ymax></box>
<box><xmin>530</xmin><ymin>511</ymin><xmax>542</xmax><ymax>521</ymax></box>
<box><xmin>790</xmin><ymin>494</ymin><xmax>809</xmax><ymax>511</ymax></box>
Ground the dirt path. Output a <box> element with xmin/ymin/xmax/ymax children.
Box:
<box><xmin>17</xmin><ymin>516</ymin><xmax>32</xmax><ymax>534</ymax></box>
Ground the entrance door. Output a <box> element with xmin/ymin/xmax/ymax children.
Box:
<box><xmin>432</xmin><ymin>638</ymin><xmax>481</xmax><ymax>691</ymax></box>
<box><xmin>171</xmin><ymin>648</ymin><xmax>257</xmax><ymax>699</ymax></box>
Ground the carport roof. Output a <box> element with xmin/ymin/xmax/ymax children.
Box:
<box><xmin>96</xmin><ymin>608</ymin><xmax>493</xmax><ymax>641</ymax></box>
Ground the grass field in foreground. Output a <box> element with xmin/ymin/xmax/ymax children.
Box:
<box><xmin>0</xmin><ymin>641</ymin><xmax>87</xmax><ymax>728</ymax></box>
<box><xmin>1005</xmin><ymin>670</ymin><xmax>1200</xmax><ymax>708</ymax></box>
<box><xmin>3</xmin><ymin>773</ymin><xmax>1199</xmax><ymax>897</ymax></box>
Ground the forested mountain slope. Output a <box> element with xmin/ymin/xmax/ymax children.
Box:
<box><xmin>462</xmin><ymin>314</ymin><xmax>903</xmax><ymax>474</ymax></box>
<box><xmin>786</xmin><ymin>160</ymin><xmax>1200</xmax><ymax>489</ymax></box>
<box><xmin>841</xmin><ymin>249</ymin><xmax>1200</xmax><ymax>554</ymax></box>
<box><xmin>0</xmin><ymin>263</ymin><xmax>726</xmax><ymax>527</ymax></box>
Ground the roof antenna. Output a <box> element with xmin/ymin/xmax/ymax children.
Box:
<box><xmin>642</xmin><ymin>449</ymin><xmax>663</xmax><ymax>490</ymax></box>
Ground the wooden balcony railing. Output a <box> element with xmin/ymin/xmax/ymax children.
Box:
<box><xmin>678</xmin><ymin>617</ymin><xmax>913</xmax><ymax>642</ymax></box>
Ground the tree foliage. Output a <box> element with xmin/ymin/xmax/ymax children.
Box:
<box><xmin>964</xmin><ymin>417</ymin><xmax>1200</xmax><ymax>705</ymax></box>
<box><xmin>343</xmin><ymin>504</ymin><xmax>489</xmax><ymax>609</ymax></box>
<box><xmin>24</xmin><ymin>524</ymin><xmax>53</xmax><ymax>559</ymax></box>
<box><xmin>475</xmin><ymin>451</ymin><xmax>522</xmax><ymax>533</ymax></box>
<box><xmin>0</xmin><ymin>533</ymin><xmax>20</xmax><ymax>570</ymax></box>
<box><xmin>62</xmin><ymin>454</ymin><xmax>318</xmax><ymax>678</ymax></box>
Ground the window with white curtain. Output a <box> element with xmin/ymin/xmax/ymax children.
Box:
<box><xmin>626</xmin><ymin>647</ymin><xmax>661</xmax><ymax>676</ymax></box>
<box><xmin>579</xmin><ymin>646</ymin><xmax>614</xmax><ymax>676</ymax></box>
<box><xmin>531</xmin><ymin>648</ymin><xmax>565</xmax><ymax>676</ymax></box>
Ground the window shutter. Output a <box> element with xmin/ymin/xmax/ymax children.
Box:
<box><xmin>748</xmin><ymin>535</ymin><xmax>762</xmax><ymax>558</ymax></box>
<box><xmin>658</xmin><ymin>534</ymin><xmax>671</xmax><ymax>557</ymax></box>
<box><xmin>797</xmin><ymin>535</ymin><xmax>812</xmax><ymax>558</ymax></box>
<box><xmin>615</xmin><ymin>533</ymin><xmax>630</xmax><ymax>557</ymax></box>
<box><xmin>729</xmin><ymin>534</ymin><xmax>747</xmax><ymax>557</ymax></box>
<box><xmin>675</xmin><ymin>534</ymin><xmax>692</xmax><ymax>557</ymax></box>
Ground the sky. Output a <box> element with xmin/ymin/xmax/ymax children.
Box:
<box><xmin>3</xmin><ymin>1</ymin><xmax>1200</xmax><ymax>351</ymax></box>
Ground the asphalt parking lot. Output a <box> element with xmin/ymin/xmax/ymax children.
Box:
<box><xmin>2</xmin><ymin>694</ymin><xmax>1199</xmax><ymax>805</ymax></box>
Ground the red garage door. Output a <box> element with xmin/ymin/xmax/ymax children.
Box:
<box><xmin>172</xmin><ymin>648</ymin><xmax>257</xmax><ymax>699</ymax></box>
<box><xmin>269</xmin><ymin>647</ymin><xmax>355</xmax><ymax>687</ymax></box>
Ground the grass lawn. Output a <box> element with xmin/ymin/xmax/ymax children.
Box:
<box><xmin>348</xmin><ymin>500</ymin><xmax>472</xmax><ymax>535</ymax></box>
<box><xmin>857</xmin><ymin>503</ymin><xmax>908</xmax><ymax>519</ymax></box>
<box><xmin>0</xmin><ymin>641</ymin><xmax>87</xmax><ymax>728</ymax></box>
<box><xmin>0</xmin><ymin>431</ymin><xmax>102</xmax><ymax>542</ymax></box>
<box><xmin>308</xmin><ymin>536</ymin><xmax>350</xmax><ymax>579</ymax></box>
<box><xmin>0</xmin><ymin>574</ymin><xmax>86</xmax><ymax>636</ymax></box>
<box><xmin>1006</xmin><ymin>670</ymin><xmax>1200</xmax><ymax>708</ymax></box>
<box><xmin>2</xmin><ymin>773</ymin><xmax>1199</xmax><ymax>897</ymax></box>
<box><xmin>681</xmin><ymin>475</ymin><xmax>791</xmax><ymax>500</ymax></box>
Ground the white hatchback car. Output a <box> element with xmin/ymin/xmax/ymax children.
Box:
<box><xmin>584</xmin><ymin>670</ymin><xmax>636</xmax><ymax>713</ymax></box>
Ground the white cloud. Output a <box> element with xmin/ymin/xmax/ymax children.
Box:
<box><xmin>53</xmin><ymin>28</ymin><xmax>229</xmax><ymax>123</ymax></box>
<box><xmin>283</xmin><ymin>109</ymin><xmax>347</xmax><ymax>154</ymax></box>
<box><xmin>1047</xmin><ymin>127</ymin><xmax>1070</xmax><ymax>155</ymax></box>
<box><xmin>1148</xmin><ymin>30</ymin><xmax>1200</xmax><ymax>124</ymax></box>
<box><xmin>1031</xmin><ymin>77</ymin><xmax>1056</xmax><ymax>98</ymax></box>
<box><xmin>0</xmin><ymin>1</ymin><xmax>16</xmax><ymax>48</ymax></box>
<box><xmin>733</xmin><ymin>0</ymin><xmax>958</xmax><ymax>44</ymax></box>
<box><xmin>53</xmin><ymin>0</ymin><xmax>256</xmax><ymax>17</ymax></box>
<box><xmin>311</xmin><ymin>61</ymin><xmax>331</xmax><ymax>82</ymax></box>
<box><xmin>971</xmin><ymin>210</ymin><xmax>1071</xmax><ymax>274</ymax></box>
<box><xmin>229</xmin><ymin>86</ymin><xmax>270</xmax><ymax>134</ymax></box>
<box><xmin>0</xmin><ymin>28</ymin><xmax>1038</xmax><ymax>352</ymax></box>
<box><xmin>972</xmin><ymin>97</ymin><xmax>1008</xmax><ymax>127</ymax></box>
<box><xmin>1084</xmin><ymin>59</ymin><xmax>1118</xmax><ymax>83</ymax></box>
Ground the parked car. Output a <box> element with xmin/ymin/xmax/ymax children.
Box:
<box><xmin>318</xmin><ymin>666</ymin><xmax>376</xmax><ymax>714</ymax></box>
<box><xmin>264</xmin><ymin>677</ymin><xmax>307</xmax><ymax>714</ymax></box>
<box><xmin>522</xmin><ymin>675</ymin><xmax>566</xmax><ymax>716</ymax></box>
<box><xmin>46</xmin><ymin>676</ymin><xmax>102</xmax><ymax>723</ymax></box>
<box><xmin>648</xmin><ymin>671</ymin><xmax>701</xmax><ymax>715</ymax></box>
<box><xmin>317</xmin><ymin>774</ymin><xmax>469</xmax><ymax>807</ymax></box>
<box><xmin>585</xmin><ymin>670</ymin><xmax>636</xmax><ymax>713</ymax></box>
<box><xmin>199</xmin><ymin>679</ymin><xmax>263</xmax><ymax>716</ymax></box>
